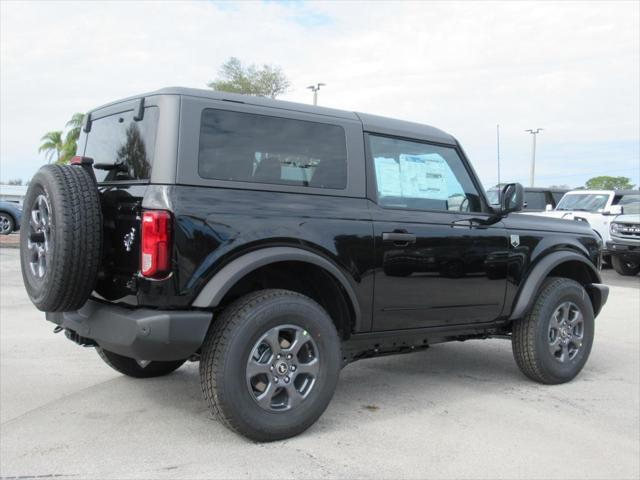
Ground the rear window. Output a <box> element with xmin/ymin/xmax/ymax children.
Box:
<box><xmin>84</xmin><ymin>107</ymin><xmax>159</xmax><ymax>183</ymax></box>
<box><xmin>198</xmin><ymin>109</ymin><xmax>347</xmax><ymax>189</ymax></box>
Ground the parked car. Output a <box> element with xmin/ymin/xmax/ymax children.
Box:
<box><xmin>607</xmin><ymin>200</ymin><xmax>640</xmax><ymax>276</ymax></box>
<box><xmin>0</xmin><ymin>201</ymin><xmax>21</xmax><ymax>235</ymax></box>
<box><xmin>486</xmin><ymin>186</ymin><xmax>568</xmax><ymax>212</ymax></box>
<box><xmin>20</xmin><ymin>88</ymin><xmax>608</xmax><ymax>441</ymax></box>
<box><xmin>528</xmin><ymin>189</ymin><xmax>640</xmax><ymax>262</ymax></box>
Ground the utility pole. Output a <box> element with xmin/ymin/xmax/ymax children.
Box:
<box><xmin>496</xmin><ymin>124</ymin><xmax>501</xmax><ymax>187</ymax></box>
<box><xmin>307</xmin><ymin>83</ymin><xmax>326</xmax><ymax>106</ymax></box>
<box><xmin>525</xmin><ymin>128</ymin><xmax>543</xmax><ymax>187</ymax></box>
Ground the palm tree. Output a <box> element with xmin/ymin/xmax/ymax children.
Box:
<box><xmin>65</xmin><ymin>113</ymin><xmax>84</xmax><ymax>142</ymax></box>
<box><xmin>38</xmin><ymin>131</ymin><xmax>64</xmax><ymax>164</ymax></box>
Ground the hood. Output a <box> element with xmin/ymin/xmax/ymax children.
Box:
<box><xmin>507</xmin><ymin>212</ymin><xmax>596</xmax><ymax>235</ymax></box>
<box><xmin>612</xmin><ymin>214</ymin><xmax>640</xmax><ymax>225</ymax></box>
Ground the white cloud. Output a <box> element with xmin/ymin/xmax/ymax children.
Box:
<box><xmin>1</xmin><ymin>0</ymin><xmax>638</xmax><ymax>188</ymax></box>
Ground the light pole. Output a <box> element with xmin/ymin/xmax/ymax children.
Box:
<box><xmin>525</xmin><ymin>128</ymin><xmax>543</xmax><ymax>187</ymax></box>
<box><xmin>307</xmin><ymin>83</ymin><xmax>326</xmax><ymax>106</ymax></box>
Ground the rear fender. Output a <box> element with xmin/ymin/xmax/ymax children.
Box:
<box><xmin>191</xmin><ymin>246</ymin><xmax>362</xmax><ymax>327</ymax></box>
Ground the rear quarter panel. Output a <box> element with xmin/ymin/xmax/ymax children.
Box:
<box><xmin>140</xmin><ymin>185</ymin><xmax>375</xmax><ymax>325</ymax></box>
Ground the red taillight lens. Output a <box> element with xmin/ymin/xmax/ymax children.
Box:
<box><xmin>140</xmin><ymin>210</ymin><xmax>172</xmax><ymax>278</ymax></box>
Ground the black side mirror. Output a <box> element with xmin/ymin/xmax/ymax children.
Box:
<box><xmin>499</xmin><ymin>183</ymin><xmax>524</xmax><ymax>215</ymax></box>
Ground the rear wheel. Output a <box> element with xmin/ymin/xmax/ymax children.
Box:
<box><xmin>611</xmin><ymin>256</ymin><xmax>640</xmax><ymax>276</ymax></box>
<box><xmin>199</xmin><ymin>289</ymin><xmax>341</xmax><ymax>442</ymax></box>
<box><xmin>0</xmin><ymin>213</ymin><xmax>14</xmax><ymax>235</ymax></box>
<box><xmin>96</xmin><ymin>348</ymin><xmax>186</xmax><ymax>378</ymax></box>
<box><xmin>512</xmin><ymin>277</ymin><xmax>594</xmax><ymax>384</ymax></box>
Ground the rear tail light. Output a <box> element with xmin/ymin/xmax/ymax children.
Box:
<box><xmin>140</xmin><ymin>210</ymin><xmax>172</xmax><ymax>279</ymax></box>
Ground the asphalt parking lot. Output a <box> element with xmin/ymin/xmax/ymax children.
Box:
<box><xmin>1</xmin><ymin>246</ymin><xmax>638</xmax><ymax>479</ymax></box>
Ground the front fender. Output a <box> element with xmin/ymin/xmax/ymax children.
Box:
<box><xmin>509</xmin><ymin>250</ymin><xmax>603</xmax><ymax>320</ymax></box>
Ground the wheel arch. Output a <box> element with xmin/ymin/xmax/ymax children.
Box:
<box><xmin>509</xmin><ymin>251</ymin><xmax>606</xmax><ymax>321</ymax></box>
<box><xmin>192</xmin><ymin>246</ymin><xmax>362</xmax><ymax>337</ymax></box>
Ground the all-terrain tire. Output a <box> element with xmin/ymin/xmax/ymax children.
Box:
<box><xmin>512</xmin><ymin>277</ymin><xmax>594</xmax><ymax>384</ymax></box>
<box><xmin>199</xmin><ymin>289</ymin><xmax>341</xmax><ymax>442</ymax></box>
<box><xmin>611</xmin><ymin>256</ymin><xmax>640</xmax><ymax>276</ymax></box>
<box><xmin>97</xmin><ymin>348</ymin><xmax>186</xmax><ymax>378</ymax></box>
<box><xmin>20</xmin><ymin>165</ymin><xmax>102</xmax><ymax>312</ymax></box>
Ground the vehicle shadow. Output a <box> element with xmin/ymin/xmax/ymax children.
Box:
<box><xmin>125</xmin><ymin>339</ymin><xmax>527</xmax><ymax>440</ymax></box>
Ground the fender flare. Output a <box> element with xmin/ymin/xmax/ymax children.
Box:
<box><xmin>191</xmin><ymin>246</ymin><xmax>361</xmax><ymax>325</ymax></box>
<box><xmin>508</xmin><ymin>250</ymin><xmax>602</xmax><ymax>320</ymax></box>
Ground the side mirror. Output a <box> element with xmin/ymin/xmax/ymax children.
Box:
<box><xmin>498</xmin><ymin>183</ymin><xmax>524</xmax><ymax>215</ymax></box>
<box><xmin>605</xmin><ymin>205</ymin><xmax>623</xmax><ymax>216</ymax></box>
<box><xmin>545</xmin><ymin>204</ymin><xmax>553</xmax><ymax>212</ymax></box>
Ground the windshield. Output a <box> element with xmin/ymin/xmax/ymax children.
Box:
<box><xmin>617</xmin><ymin>194</ymin><xmax>640</xmax><ymax>215</ymax></box>
<box><xmin>556</xmin><ymin>193</ymin><xmax>610</xmax><ymax>212</ymax></box>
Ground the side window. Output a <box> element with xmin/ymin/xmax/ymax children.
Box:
<box><xmin>198</xmin><ymin>109</ymin><xmax>347</xmax><ymax>189</ymax></box>
<box><xmin>368</xmin><ymin>134</ymin><xmax>482</xmax><ymax>212</ymax></box>
<box><xmin>524</xmin><ymin>191</ymin><xmax>546</xmax><ymax>210</ymax></box>
<box><xmin>84</xmin><ymin>107</ymin><xmax>159</xmax><ymax>183</ymax></box>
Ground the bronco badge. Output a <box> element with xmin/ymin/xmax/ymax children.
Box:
<box><xmin>123</xmin><ymin>227</ymin><xmax>136</xmax><ymax>252</ymax></box>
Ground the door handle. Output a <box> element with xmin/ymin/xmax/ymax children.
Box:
<box><xmin>382</xmin><ymin>231</ymin><xmax>416</xmax><ymax>246</ymax></box>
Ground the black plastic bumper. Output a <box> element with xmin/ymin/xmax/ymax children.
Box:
<box><xmin>607</xmin><ymin>240</ymin><xmax>640</xmax><ymax>261</ymax></box>
<box><xmin>46</xmin><ymin>300</ymin><xmax>212</xmax><ymax>361</ymax></box>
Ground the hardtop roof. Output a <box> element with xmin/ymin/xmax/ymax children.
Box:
<box><xmin>565</xmin><ymin>189</ymin><xmax>640</xmax><ymax>196</ymax></box>
<box><xmin>88</xmin><ymin>86</ymin><xmax>457</xmax><ymax>145</ymax></box>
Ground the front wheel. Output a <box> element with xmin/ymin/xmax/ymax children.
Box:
<box><xmin>512</xmin><ymin>277</ymin><xmax>594</xmax><ymax>384</ymax></box>
<box><xmin>199</xmin><ymin>289</ymin><xmax>341</xmax><ymax>442</ymax></box>
<box><xmin>611</xmin><ymin>256</ymin><xmax>640</xmax><ymax>276</ymax></box>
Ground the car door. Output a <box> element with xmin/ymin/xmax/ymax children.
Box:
<box><xmin>366</xmin><ymin>134</ymin><xmax>510</xmax><ymax>331</ymax></box>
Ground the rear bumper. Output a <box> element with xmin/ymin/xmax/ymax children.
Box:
<box><xmin>46</xmin><ymin>300</ymin><xmax>212</xmax><ymax>361</ymax></box>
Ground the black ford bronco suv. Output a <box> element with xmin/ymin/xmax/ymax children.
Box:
<box><xmin>21</xmin><ymin>88</ymin><xmax>609</xmax><ymax>441</ymax></box>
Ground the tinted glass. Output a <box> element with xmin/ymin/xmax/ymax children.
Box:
<box><xmin>84</xmin><ymin>107</ymin><xmax>159</xmax><ymax>183</ymax></box>
<box><xmin>198</xmin><ymin>109</ymin><xmax>347</xmax><ymax>189</ymax></box>
<box><xmin>617</xmin><ymin>193</ymin><xmax>640</xmax><ymax>214</ymax></box>
<box><xmin>368</xmin><ymin>135</ymin><xmax>482</xmax><ymax>212</ymax></box>
<box><xmin>524</xmin><ymin>191</ymin><xmax>546</xmax><ymax>210</ymax></box>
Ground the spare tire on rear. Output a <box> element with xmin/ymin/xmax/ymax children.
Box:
<box><xmin>20</xmin><ymin>164</ymin><xmax>103</xmax><ymax>312</ymax></box>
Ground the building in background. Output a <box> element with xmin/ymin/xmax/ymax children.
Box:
<box><xmin>0</xmin><ymin>185</ymin><xmax>28</xmax><ymax>205</ymax></box>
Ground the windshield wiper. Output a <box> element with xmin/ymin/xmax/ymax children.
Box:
<box><xmin>93</xmin><ymin>162</ymin><xmax>127</xmax><ymax>171</ymax></box>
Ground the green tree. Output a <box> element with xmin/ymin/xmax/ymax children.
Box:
<box><xmin>38</xmin><ymin>112</ymin><xmax>85</xmax><ymax>164</ymax></box>
<box><xmin>38</xmin><ymin>130</ymin><xmax>64</xmax><ymax>164</ymax></box>
<box><xmin>60</xmin><ymin>112</ymin><xmax>85</xmax><ymax>163</ymax></box>
<box><xmin>208</xmin><ymin>57</ymin><xmax>290</xmax><ymax>98</ymax></box>
<box><xmin>585</xmin><ymin>176</ymin><xmax>634</xmax><ymax>190</ymax></box>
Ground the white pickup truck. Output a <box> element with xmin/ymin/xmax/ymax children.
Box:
<box><xmin>527</xmin><ymin>189</ymin><xmax>640</xmax><ymax>262</ymax></box>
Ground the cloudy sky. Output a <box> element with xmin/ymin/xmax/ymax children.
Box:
<box><xmin>1</xmin><ymin>0</ymin><xmax>638</xmax><ymax>189</ymax></box>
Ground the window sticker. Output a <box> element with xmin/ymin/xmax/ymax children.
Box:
<box><xmin>399</xmin><ymin>154</ymin><xmax>449</xmax><ymax>200</ymax></box>
<box><xmin>374</xmin><ymin>157</ymin><xmax>402</xmax><ymax>197</ymax></box>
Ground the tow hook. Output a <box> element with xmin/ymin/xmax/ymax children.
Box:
<box><xmin>53</xmin><ymin>326</ymin><xmax>63</xmax><ymax>334</ymax></box>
